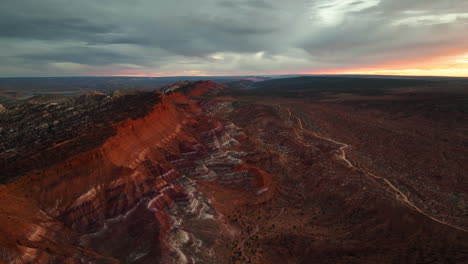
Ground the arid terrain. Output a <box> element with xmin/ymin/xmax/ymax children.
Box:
<box><xmin>0</xmin><ymin>77</ymin><xmax>467</xmax><ymax>263</ymax></box>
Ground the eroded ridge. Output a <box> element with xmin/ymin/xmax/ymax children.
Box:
<box><xmin>0</xmin><ymin>82</ymin><xmax>271</xmax><ymax>263</ymax></box>
<box><xmin>1</xmin><ymin>79</ymin><xmax>467</xmax><ymax>263</ymax></box>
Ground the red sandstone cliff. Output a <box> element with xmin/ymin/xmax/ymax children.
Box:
<box><xmin>0</xmin><ymin>81</ymin><xmax>270</xmax><ymax>263</ymax></box>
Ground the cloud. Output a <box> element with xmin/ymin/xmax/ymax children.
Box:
<box><xmin>0</xmin><ymin>0</ymin><xmax>467</xmax><ymax>76</ymax></box>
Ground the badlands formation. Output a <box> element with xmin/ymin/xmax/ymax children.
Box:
<box><xmin>0</xmin><ymin>80</ymin><xmax>467</xmax><ymax>263</ymax></box>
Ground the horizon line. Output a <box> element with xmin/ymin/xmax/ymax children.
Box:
<box><xmin>1</xmin><ymin>73</ymin><xmax>468</xmax><ymax>79</ymax></box>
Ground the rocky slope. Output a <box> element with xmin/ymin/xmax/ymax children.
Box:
<box><xmin>0</xmin><ymin>79</ymin><xmax>467</xmax><ymax>263</ymax></box>
<box><xmin>0</xmin><ymin>81</ymin><xmax>270</xmax><ymax>263</ymax></box>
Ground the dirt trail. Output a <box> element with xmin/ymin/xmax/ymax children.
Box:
<box><xmin>285</xmin><ymin>107</ymin><xmax>468</xmax><ymax>233</ymax></box>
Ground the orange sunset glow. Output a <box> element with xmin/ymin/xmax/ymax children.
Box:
<box><xmin>308</xmin><ymin>52</ymin><xmax>468</xmax><ymax>77</ymax></box>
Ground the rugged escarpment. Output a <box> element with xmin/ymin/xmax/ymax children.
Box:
<box><xmin>0</xmin><ymin>81</ymin><xmax>271</xmax><ymax>263</ymax></box>
<box><xmin>0</xmin><ymin>91</ymin><xmax>162</xmax><ymax>182</ymax></box>
<box><xmin>1</xmin><ymin>79</ymin><xmax>467</xmax><ymax>263</ymax></box>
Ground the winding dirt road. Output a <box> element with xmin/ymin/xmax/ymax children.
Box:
<box><xmin>285</xmin><ymin>107</ymin><xmax>468</xmax><ymax>233</ymax></box>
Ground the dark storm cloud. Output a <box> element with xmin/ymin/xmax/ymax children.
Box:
<box><xmin>0</xmin><ymin>0</ymin><xmax>467</xmax><ymax>76</ymax></box>
<box><xmin>0</xmin><ymin>14</ymin><xmax>116</xmax><ymax>41</ymax></box>
<box><xmin>17</xmin><ymin>47</ymin><xmax>137</xmax><ymax>66</ymax></box>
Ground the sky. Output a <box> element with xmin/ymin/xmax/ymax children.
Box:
<box><xmin>1</xmin><ymin>0</ymin><xmax>468</xmax><ymax>77</ymax></box>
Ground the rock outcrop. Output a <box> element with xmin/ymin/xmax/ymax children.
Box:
<box><xmin>0</xmin><ymin>81</ymin><xmax>270</xmax><ymax>263</ymax></box>
<box><xmin>2</xmin><ymin>79</ymin><xmax>466</xmax><ymax>264</ymax></box>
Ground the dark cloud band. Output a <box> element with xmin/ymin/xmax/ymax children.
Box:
<box><xmin>0</xmin><ymin>0</ymin><xmax>467</xmax><ymax>76</ymax></box>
